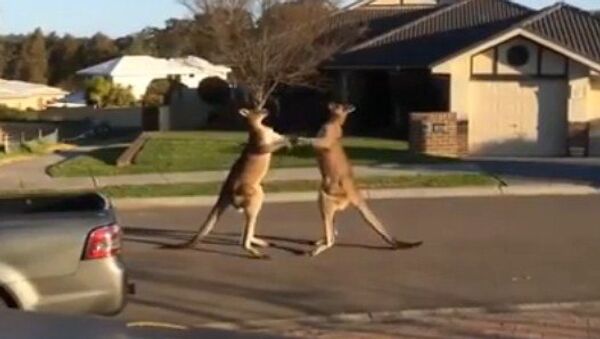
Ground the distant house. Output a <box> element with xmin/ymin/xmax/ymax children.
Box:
<box><xmin>0</xmin><ymin>79</ymin><xmax>67</xmax><ymax>111</ymax></box>
<box><xmin>76</xmin><ymin>55</ymin><xmax>231</xmax><ymax>99</ymax></box>
<box><xmin>327</xmin><ymin>0</ymin><xmax>600</xmax><ymax>157</ymax></box>
<box><xmin>47</xmin><ymin>91</ymin><xmax>88</xmax><ymax>108</ymax></box>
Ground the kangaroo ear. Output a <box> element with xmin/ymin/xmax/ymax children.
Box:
<box><xmin>328</xmin><ymin>102</ymin><xmax>337</xmax><ymax>111</ymax></box>
<box><xmin>239</xmin><ymin>109</ymin><xmax>250</xmax><ymax>117</ymax></box>
<box><xmin>346</xmin><ymin>105</ymin><xmax>356</xmax><ymax>114</ymax></box>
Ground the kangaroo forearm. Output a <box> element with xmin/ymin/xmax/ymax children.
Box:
<box><xmin>298</xmin><ymin>137</ymin><xmax>331</xmax><ymax>150</ymax></box>
<box><xmin>256</xmin><ymin>140</ymin><xmax>290</xmax><ymax>153</ymax></box>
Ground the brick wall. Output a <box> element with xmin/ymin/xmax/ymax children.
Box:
<box><xmin>410</xmin><ymin>112</ymin><xmax>468</xmax><ymax>157</ymax></box>
<box><xmin>568</xmin><ymin>122</ymin><xmax>589</xmax><ymax>157</ymax></box>
<box><xmin>457</xmin><ymin>120</ymin><xmax>469</xmax><ymax>156</ymax></box>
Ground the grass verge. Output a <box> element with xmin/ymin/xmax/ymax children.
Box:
<box><xmin>100</xmin><ymin>174</ymin><xmax>496</xmax><ymax>199</ymax></box>
<box><xmin>48</xmin><ymin>132</ymin><xmax>458</xmax><ymax>177</ymax></box>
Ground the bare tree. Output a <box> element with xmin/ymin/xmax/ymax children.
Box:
<box><xmin>179</xmin><ymin>0</ymin><xmax>360</xmax><ymax>110</ymax></box>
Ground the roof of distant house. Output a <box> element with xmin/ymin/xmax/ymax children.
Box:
<box><xmin>0</xmin><ymin>79</ymin><xmax>67</xmax><ymax>99</ymax></box>
<box><xmin>76</xmin><ymin>55</ymin><xmax>231</xmax><ymax>78</ymax></box>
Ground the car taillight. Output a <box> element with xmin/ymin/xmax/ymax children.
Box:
<box><xmin>83</xmin><ymin>224</ymin><xmax>122</xmax><ymax>260</ymax></box>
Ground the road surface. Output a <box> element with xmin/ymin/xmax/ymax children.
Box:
<box><xmin>117</xmin><ymin>195</ymin><xmax>600</xmax><ymax>327</ymax></box>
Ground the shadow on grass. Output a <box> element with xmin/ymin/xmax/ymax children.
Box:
<box><xmin>280</xmin><ymin>145</ymin><xmax>457</xmax><ymax>166</ymax></box>
<box><xmin>55</xmin><ymin>146</ymin><xmax>128</xmax><ymax>166</ymax></box>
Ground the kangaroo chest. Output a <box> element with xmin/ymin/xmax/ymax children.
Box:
<box><xmin>236</xmin><ymin>151</ymin><xmax>272</xmax><ymax>184</ymax></box>
<box><xmin>317</xmin><ymin>144</ymin><xmax>352</xmax><ymax>180</ymax></box>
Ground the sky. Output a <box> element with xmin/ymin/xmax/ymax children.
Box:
<box><xmin>0</xmin><ymin>0</ymin><xmax>189</xmax><ymax>37</ymax></box>
<box><xmin>0</xmin><ymin>0</ymin><xmax>597</xmax><ymax>38</ymax></box>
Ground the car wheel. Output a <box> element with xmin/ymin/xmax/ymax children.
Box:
<box><xmin>0</xmin><ymin>291</ymin><xmax>14</xmax><ymax>309</ymax></box>
<box><xmin>0</xmin><ymin>298</ymin><xmax>9</xmax><ymax>308</ymax></box>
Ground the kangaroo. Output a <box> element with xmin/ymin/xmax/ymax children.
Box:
<box><xmin>298</xmin><ymin>103</ymin><xmax>423</xmax><ymax>256</ymax></box>
<box><xmin>175</xmin><ymin>108</ymin><xmax>292</xmax><ymax>259</ymax></box>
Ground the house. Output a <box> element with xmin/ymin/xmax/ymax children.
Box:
<box><xmin>47</xmin><ymin>90</ymin><xmax>87</xmax><ymax>108</ymax></box>
<box><xmin>76</xmin><ymin>55</ymin><xmax>231</xmax><ymax>100</ymax></box>
<box><xmin>326</xmin><ymin>0</ymin><xmax>600</xmax><ymax>157</ymax></box>
<box><xmin>0</xmin><ymin>79</ymin><xmax>67</xmax><ymax>111</ymax></box>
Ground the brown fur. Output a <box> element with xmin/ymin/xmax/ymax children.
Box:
<box><xmin>299</xmin><ymin>103</ymin><xmax>423</xmax><ymax>256</ymax></box>
<box><xmin>175</xmin><ymin>108</ymin><xmax>291</xmax><ymax>259</ymax></box>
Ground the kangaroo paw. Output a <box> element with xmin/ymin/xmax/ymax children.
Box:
<box><xmin>313</xmin><ymin>238</ymin><xmax>326</xmax><ymax>246</ymax></box>
<box><xmin>245</xmin><ymin>247</ymin><xmax>270</xmax><ymax>260</ymax></box>
<box><xmin>392</xmin><ymin>239</ymin><xmax>423</xmax><ymax>250</ymax></box>
<box><xmin>310</xmin><ymin>244</ymin><xmax>332</xmax><ymax>257</ymax></box>
<box><xmin>251</xmin><ymin>237</ymin><xmax>270</xmax><ymax>248</ymax></box>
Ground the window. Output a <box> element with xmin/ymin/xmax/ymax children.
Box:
<box><xmin>507</xmin><ymin>45</ymin><xmax>530</xmax><ymax>67</ymax></box>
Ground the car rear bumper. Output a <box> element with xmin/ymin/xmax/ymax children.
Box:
<box><xmin>9</xmin><ymin>257</ymin><xmax>129</xmax><ymax>316</ymax></box>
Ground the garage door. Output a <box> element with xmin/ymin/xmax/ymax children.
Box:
<box><xmin>469</xmin><ymin>80</ymin><xmax>568</xmax><ymax>156</ymax></box>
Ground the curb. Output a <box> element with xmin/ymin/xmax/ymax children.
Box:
<box><xmin>111</xmin><ymin>184</ymin><xmax>600</xmax><ymax>209</ymax></box>
<box><xmin>197</xmin><ymin>300</ymin><xmax>600</xmax><ymax>331</ymax></box>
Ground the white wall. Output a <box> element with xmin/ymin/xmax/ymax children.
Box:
<box><xmin>111</xmin><ymin>75</ymin><xmax>155</xmax><ymax>100</ymax></box>
<box><xmin>432</xmin><ymin>36</ymin><xmax>578</xmax><ymax>156</ymax></box>
<box><xmin>112</xmin><ymin>73</ymin><xmax>214</xmax><ymax>100</ymax></box>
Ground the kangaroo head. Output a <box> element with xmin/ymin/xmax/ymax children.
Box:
<box><xmin>239</xmin><ymin>108</ymin><xmax>269</xmax><ymax>127</ymax></box>
<box><xmin>328</xmin><ymin>102</ymin><xmax>355</xmax><ymax>125</ymax></box>
<box><xmin>239</xmin><ymin>108</ymin><xmax>285</xmax><ymax>145</ymax></box>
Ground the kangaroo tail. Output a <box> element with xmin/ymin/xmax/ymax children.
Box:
<box><xmin>166</xmin><ymin>198</ymin><xmax>229</xmax><ymax>249</ymax></box>
<box><xmin>355</xmin><ymin>201</ymin><xmax>423</xmax><ymax>249</ymax></box>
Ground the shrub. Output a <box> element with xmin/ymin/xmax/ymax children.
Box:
<box><xmin>197</xmin><ymin>77</ymin><xmax>231</xmax><ymax>105</ymax></box>
<box><xmin>0</xmin><ymin>104</ymin><xmax>40</xmax><ymax>121</ymax></box>
<box><xmin>85</xmin><ymin>76</ymin><xmax>136</xmax><ymax>108</ymax></box>
<box><xmin>142</xmin><ymin>79</ymin><xmax>172</xmax><ymax>107</ymax></box>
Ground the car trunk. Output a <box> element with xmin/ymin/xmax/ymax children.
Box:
<box><xmin>0</xmin><ymin>193</ymin><xmax>116</xmax><ymax>283</ymax></box>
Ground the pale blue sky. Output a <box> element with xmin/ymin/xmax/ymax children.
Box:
<box><xmin>0</xmin><ymin>0</ymin><xmax>597</xmax><ymax>37</ymax></box>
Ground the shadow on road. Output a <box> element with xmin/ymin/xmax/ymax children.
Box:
<box><xmin>123</xmin><ymin>227</ymin><xmax>308</xmax><ymax>258</ymax></box>
<box><xmin>124</xmin><ymin>227</ymin><xmax>395</xmax><ymax>258</ymax></box>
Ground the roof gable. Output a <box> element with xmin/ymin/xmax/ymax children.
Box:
<box><xmin>522</xmin><ymin>3</ymin><xmax>600</xmax><ymax>65</ymax></box>
<box><xmin>329</xmin><ymin>0</ymin><xmax>531</xmax><ymax>68</ymax></box>
<box><xmin>331</xmin><ymin>6</ymin><xmax>437</xmax><ymax>43</ymax></box>
<box><xmin>350</xmin><ymin>0</ymin><xmax>531</xmax><ymax>52</ymax></box>
<box><xmin>330</xmin><ymin>0</ymin><xmax>600</xmax><ymax>71</ymax></box>
<box><xmin>77</xmin><ymin>56</ymin><xmax>231</xmax><ymax>78</ymax></box>
<box><xmin>346</xmin><ymin>0</ymin><xmax>441</xmax><ymax>9</ymax></box>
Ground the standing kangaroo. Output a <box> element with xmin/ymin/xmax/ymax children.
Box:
<box><xmin>298</xmin><ymin>103</ymin><xmax>423</xmax><ymax>256</ymax></box>
<box><xmin>176</xmin><ymin>108</ymin><xmax>292</xmax><ymax>259</ymax></box>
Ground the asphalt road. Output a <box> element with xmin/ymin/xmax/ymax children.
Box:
<box><xmin>117</xmin><ymin>195</ymin><xmax>600</xmax><ymax>327</ymax></box>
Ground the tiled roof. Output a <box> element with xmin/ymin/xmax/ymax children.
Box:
<box><xmin>330</xmin><ymin>6</ymin><xmax>438</xmax><ymax>43</ymax></box>
<box><xmin>329</xmin><ymin>0</ymin><xmax>600</xmax><ymax>70</ymax></box>
<box><xmin>329</xmin><ymin>0</ymin><xmax>532</xmax><ymax>68</ymax></box>
<box><xmin>522</xmin><ymin>3</ymin><xmax>600</xmax><ymax>64</ymax></box>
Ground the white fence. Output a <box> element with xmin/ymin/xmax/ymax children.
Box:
<box><xmin>0</xmin><ymin>128</ymin><xmax>58</xmax><ymax>154</ymax></box>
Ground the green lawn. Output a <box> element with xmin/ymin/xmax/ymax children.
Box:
<box><xmin>101</xmin><ymin>174</ymin><xmax>496</xmax><ymax>198</ymax></box>
<box><xmin>48</xmin><ymin>131</ymin><xmax>458</xmax><ymax>177</ymax></box>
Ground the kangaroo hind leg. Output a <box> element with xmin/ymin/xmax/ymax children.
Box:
<box><xmin>311</xmin><ymin>191</ymin><xmax>339</xmax><ymax>257</ymax></box>
<box><xmin>240</xmin><ymin>186</ymin><xmax>269</xmax><ymax>259</ymax></box>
